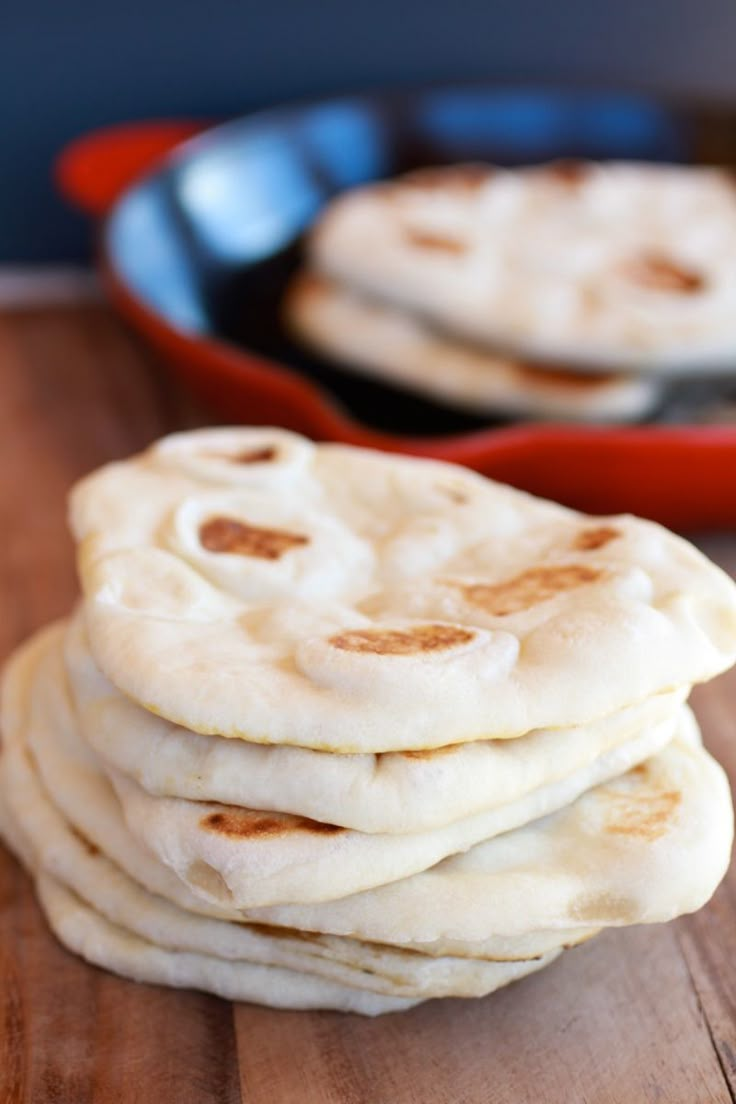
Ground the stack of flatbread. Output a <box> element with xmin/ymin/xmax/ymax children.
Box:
<box><xmin>285</xmin><ymin>161</ymin><xmax>736</xmax><ymax>421</ymax></box>
<box><xmin>1</xmin><ymin>427</ymin><xmax>735</xmax><ymax>1015</ymax></box>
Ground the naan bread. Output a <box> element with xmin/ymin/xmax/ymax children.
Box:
<box><xmin>310</xmin><ymin>162</ymin><xmax>736</xmax><ymax>374</ymax></box>
<box><xmin>10</xmin><ymin>625</ymin><xmax>595</xmax><ymax>963</ymax></box>
<box><xmin>284</xmin><ymin>271</ymin><xmax>661</xmax><ymax>421</ymax></box>
<box><xmin>66</xmin><ymin>610</ymin><xmax>686</xmax><ymax>836</ymax></box>
<box><xmin>49</xmin><ymin>618</ymin><xmax>678</xmax><ymax>908</ymax></box>
<box><xmin>7</xmin><ymin>624</ymin><xmax>731</xmax><ymax>955</ymax></box>
<box><xmin>107</xmin><ymin>717</ymin><xmax>677</xmax><ymax>908</ymax></box>
<box><xmin>247</xmin><ymin>710</ymin><xmax>732</xmax><ymax>943</ymax></box>
<box><xmin>70</xmin><ymin>428</ymin><xmax>736</xmax><ymax>751</ymax></box>
<box><xmin>37</xmin><ymin>877</ymin><xmax>421</xmax><ymax>1015</ymax></box>
<box><xmin>0</xmin><ymin>716</ymin><xmax>566</xmax><ymax>1000</ymax></box>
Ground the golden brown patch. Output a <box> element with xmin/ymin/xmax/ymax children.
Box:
<box><xmin>201</xmin><ymin>809</ymin><xmax>345</xmax><ymax>838</ymax></box>
<box><xmin>402</xmin><ymin>164</ymin><xmax>491</xmax><ymax>191</ymax></box>
<box><xmin>329</xmin><ymin>623</ymin><xmax>475</xmax><ymax>656</ymax></box>
<box><xmin>457</xmin><ymin>563</ymin><xmax>604</xmax><ymax>617</ymax></box>
<box><xmin>404</xmin><ymin>228</ymin><xmax>467</xmax><ymax>254</ymax></box>
<box><xmin>573</xmin><ymin>525</ymin><xmax>621</xmax><ymax>551</ymax></box>
<box><xmin>233</xmin><ymin>445</ymin><xmax>278</xmax><ymax>464</ymax></box>
<box><xmin>570</xmin><ymin>892</ymin><xmax>637</xmax><ymax>924</ymax></box>
<box><xmin>515</xmin><ymin>364</ymin><xmax>616</xmax><ymax>391</ymax></box>
<box><xmin>199</xmin><ymin>517</ymin><xmax>308</xmax><ymax>560</ymax></box>
<box><xmin>622</xmin><ymin>252</ymin><xmax>705</xmax><ymax>294</ymax></box>
<box><xmin>544</xmin><ymin>159</ymin><xmax>589</xmax><ymax>186</ymax></box>
<box><xmin>602</xmin><ymin>788</ymin><xmax>680</xmax><ymax>842</ymax></box>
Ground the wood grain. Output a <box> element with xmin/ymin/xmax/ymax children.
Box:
<box><xmin>0</xmin><ymin>304</ymin><xmax>734</xmax><ymax>1104</ymax></box>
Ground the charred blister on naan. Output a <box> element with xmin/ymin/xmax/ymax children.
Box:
<box><xmin>573</xmin><ymin>526</ymin><xmax>621</xmax><ymax>552</ymax></box>
<box><xmin>232</xmin><ymin>445</ymin><xmax>278</xmax><ymax>464</ymax></box>
<box><xmin>199</xmin><ymin>517</ymin><xmax>309</xmax><ymax>560</ymax></box>
<box><xmin>621</xmin><ymin>252</ymin><xmax>705</xmax><ymax>294</ymax></box>
<box><xmin>403</xmin><ymin>228</ymin><xmax>467</xmax><ymax>254</ymax></box>
<box><xmin>456</xmin><ymin>563</ymin><xmax>605</xmax><ymax>617</ymax></box>
<box><xmin>570</xmin><ymin>891</ymin><xmax>637</xmax><ymax>924</ymax></box>
<box><xmin>401</xmin><ymin>164</ymin><xmax>492</xmax><ymax>192</ymax></box>
<box><xmin>601</xmin><ymin>782</ymin><xmax>681</xmax><ymax>842</ymax></box>
<box><xmin>201</xmin><ymin>809</ymin><xmax>345</xmax><ymax>838</ymax></box>
<box><xmin>542</xmin><ymin>159</ymin><xmax>590</xmax><ymax>186</ymax></box>
<box><xmin>329</xmin><ymin>624</ymin><xmax>475</xmax><ymax>656</ymax></box>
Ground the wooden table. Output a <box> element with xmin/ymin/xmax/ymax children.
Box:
<box><xmin>1</xmin><ymin>304</ymin><xmax>735</xmax><ymax>1104</ymax></box>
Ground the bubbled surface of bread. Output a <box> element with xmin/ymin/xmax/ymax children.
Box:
<box><xmin>69</xmin><ymin>428</ymin><xmax>736</xmax><ymax>752</ymax></box>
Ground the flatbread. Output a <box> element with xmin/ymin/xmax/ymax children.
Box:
<box><xmin>309</xmin><ymin>161</ymin><xmax>736</xmax><ymax>374</ymax></box>
<box><xmin>107</xmin><ymin>716</ymin><xmax>677</xmax><ymax>908</ymax></box>
<box><xmin>10</xmin><ymin>624</ymin><xmax>595</xmax><ymax>963</ymax></box>
<box><xmin>8</xmin><ymin>624</ymin><xmax>731</xmax><ymax>954</ymax></box>
<box><xmin>284</xmin><ymin>271</ymin><xmax>662</xmax><ymax>421</ymax></box>
<box><xmin>66</xmin><ymin>610</ymin><xmax>686</xmax><ymax>838</ymax></box>
<box><xmin>0</xmin><ymin>627</ymin><xmax>573</xmax><ymax>1011</ymax></box>
<box><xmin>56</xmin><ymin>619</ymin><xmax>681</xmax><ymax>908</ymax></box>
<box><xmin>37</xmin><ymin>877</ymin><xmax>421</xmax><ymax>1015</ymax></box>
<box><xmin>246</xmin><ymin>709</ymin><xmax>732</xmax><ymax>943</ymax></box>
<box><xmin>0</xmin><ymin>717</ymin><xmax>568</xmax><ymax>1001</ymax></box>
<box><xmin>70</xmin><ymin>428</ymin><xmax>736</xmax><ymax>751</ymax></box>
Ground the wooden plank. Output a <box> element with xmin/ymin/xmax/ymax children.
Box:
<box><xmin>679</xmin><ymin>662</ymin><xmax>736</xmax><ymax>1103</ymax></box>
<box><xmin>0</xmin><ymin>306</ymin><xmax>239</xmax><ymax>1104</ymax></box>
<box><xmin>0</xmin><ymin>304</ymin><xmax>734</xmax><ymax>1102</ymax></box>
<box><xmin>234</xmin><ymin>925</ymin><xmax>730</xmax><ymax>1104</ymax></box>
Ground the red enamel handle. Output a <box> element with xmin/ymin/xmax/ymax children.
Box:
<box><xmin>55</xmin><ymin>120</ymin><xmax>211</xmax><ymax>217</ymax></box>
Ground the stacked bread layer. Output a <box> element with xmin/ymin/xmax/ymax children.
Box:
<box><xmin>285</xmin><ymin>162</ymin><xmax>736</xmax><ymax>419</ymax></box>
<box><xmin>1</xmin><ymin>428</ymin><xmax>734</xmax><ymax>1014</ymax></box>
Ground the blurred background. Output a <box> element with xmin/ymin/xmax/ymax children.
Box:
<box><xmin>5</xmin><ymin>0</ymin><xmax>736</xmax><ymax>262</ymax></box>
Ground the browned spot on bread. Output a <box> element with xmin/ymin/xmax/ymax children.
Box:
<box><xmin>404</xmin><ymin>228</ymin><xmax>467</xmax><ymax>254</ymax></box>
<box><xmin>570</xmin><ymin>892</ymin><xmax>637</xmax><ymax>924</ymax></box>
<box><xmin>602</xmin><ymin>787</ymin><xmax>680</xmax><ymax>842</ymax></box>
<box><xmin>544</xmin><ymin>159</ymin><xmax>589</xmax><ymax>186</ymax></box>
<box><xmin>515</xmin><ymin>364</ymin><xmax>617</xmax><ymax>391</ymax></box>
<box><xmin>199</xmin><ymin>517</ymin><xmax>308</xmax><ymax>559</ymax></box>
<box><xmin>574</xmin><ymin>525</ymin><xmax>621</xmax><ymax>551</ymax></box>
<box><xmin>330</xmin><ymin>623</ymin><xmax>475</xmax><ymax>656</ymax></box>
<box><xmin>457</xmin><ymin>563</ymin><xmax>604</xmax><ymax>617</ymax></box>
<box><xmin>69</xmin><ymin>824</ymin><xmax>99</xmax><ymax>857</ymax></box>
<box><xmin>289</xmin><ymin>270</ymin><xmax>326</xmax><ymax>298</ymax></box>
<box><xmin>402</xmin><ymin>164</ymin><xmax>491</xmax><ymax>191</ymax></box>
<box><xmin>233</xmin><ymin>445</ymin><xmax>278</xmax><ymax>464</ymax></box>
<box><xmin>201</xmin><ymin>809</ymin><xmax>345</xmax><ymax>838</ymax></box>
<box><xmin>622</xmin><ymin>252</ymin><xmax>705</xmax><ymax>293</ymax></box>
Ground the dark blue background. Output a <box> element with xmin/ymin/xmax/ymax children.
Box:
<box><xmin>4</xmin><ymin>0</ymin><xmax>736</xmax><ymax>261</ymax></box>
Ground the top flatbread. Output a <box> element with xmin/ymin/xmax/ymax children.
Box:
<box><xmin>309</xmin><ymin>162</ymin><xmax>736</xmax><ymax>374</ymax></box>
<box><xmin>70</xmin><ymin>428</ymin><xmax>736</xmax><ymax>752</ymax></box>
